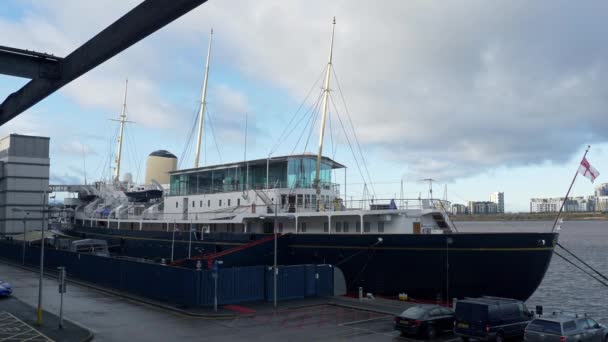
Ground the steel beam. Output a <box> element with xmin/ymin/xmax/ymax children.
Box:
<box><xmin>0</xmin><ymin>0</ymin><xmax>208</xmax><ymax>126</ymax></box>
<box><xmin>0</xmin><ymin>46</ymin><xmax>63</xmax><ymax>79</ymax></box>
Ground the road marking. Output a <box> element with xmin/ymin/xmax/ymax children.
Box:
<box><xmin>339</xmin><ymin>314</ymin><xmax>392</xmax><ymax>326</ymax></box>
<box><xmin>0</xmin><ymin>311</ymin><xmax>53</xmax><ymax>342</ymax></box>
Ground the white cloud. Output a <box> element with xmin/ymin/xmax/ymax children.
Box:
<box><xmin>3</xmin><ymin>1</ymin><xmax>608</xmax><ymax>182</ymax></box>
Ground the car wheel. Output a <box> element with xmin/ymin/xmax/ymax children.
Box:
<box><xmin>426</xmin><ymin>326</ymin><xmax>437</xmax><ymax>340</ymax></box>
<box><xmin>495</xmin><ymin>332</ymin><xmax>505</xmax><ymax>342</ymax></box>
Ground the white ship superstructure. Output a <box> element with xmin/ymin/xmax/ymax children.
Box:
<box><xmin>73</xmin><ymin>153</ymin><xmax>453</xmax><ymax>235</ymax></box>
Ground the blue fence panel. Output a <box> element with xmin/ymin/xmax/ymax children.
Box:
<box><xmin>315</xmin><ymin>264</ymin><xmax>334</xmax><ymax>297</ymax></box>
<box><xmin>304</xmin><ymin>264</ymin><xmax>316</xmax><ymax>297</ymax></box>
<box><xmin>120</xmin><ymin>261</ymin><xmax>200</xmax><ymax>306</ymax></box>
<box><xmin>265</xmin><ymin>265</ymin><xmax>306</xmax><ymax>302</ymax></box>
<box><xmin>218</xmin><ymin>266</ymin><xmax>265</xmax><ymax>305</ymax></box>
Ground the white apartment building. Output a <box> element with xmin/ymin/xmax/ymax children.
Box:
<box><xmin>490</xmin><ymin>192</ymin><xmax>505</xmax><ymax>213</ymax></box>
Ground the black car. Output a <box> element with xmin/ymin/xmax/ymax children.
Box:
<box><xmin>394</xmin><ymin>304</ymin><xmax>454</xmax><ymax>339</ymax></box>
<box><xmin>453</xmin><ymin>296</ymin><xmax>533</xmax><ymax>342</ymax></box>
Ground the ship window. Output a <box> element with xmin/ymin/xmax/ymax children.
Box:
<box><xmin>304</xmin><ymin>195</ymin><xmax>310</xmax><ymax>208</ymax></box>
<box><xmin>378</xmin><ymin>221</ymin><xmax>385</xmax><ymax>233</ymax></box>
<box><xmin>200</xmin><ymin>200</ymin><xmax>202</xmax><ymax>207</ymax></box>
<box><xmin>335</xmin><ymin>221</ymin><xmax>342</xmax><ymax>232</ymax></box>
<box><xmin>364</xmin><ymin>222</ymin><xmax>370</xmax><ymax>232</ymax></box>
<box><xmin>208</xmin><ymin>200</ymin><xmax>211</xmax><ymax>207</ymax></box>
<box><xmin>237</xmin><ymin>198</ymin><xmax>241</xmax><ymax>206</ymax></box>
<box><xmin>297</xmin><ymin>194</ymin><xmax>303</xmax><ymax>207</ymax></box>
<box><xmin>323</xmin><ymin>222</ymin><xmax>328</xmax><ymax>232</ymax></box>
<box><xmin>343</xmin><ymin>222</ymin><xmax>349</xmax><ymax>232</ymax></box>
<box><xmin>279</xmin><ymin>222</ymin><xmax>284</xmax><ymax>233</ymax></box>
<box><xmin>192</xmin><ymin>201</ymin><xmax>195</xmax><ymax>208</ymax></box>
<box><xmin>356</xmin><ymin>221</ymin><xmax>361</xmax><ymax>233</ymax></box>
<box><xmin>219</xmin><ymin>199</ymin><xmax>222</xmax><ymax>207</ymax></box>
<box><xmin>300</xmin><ymin>222</ymin><xmax>306</xmax><ymax>232</ymax></box>
<box><xmin>176</xmin><ymin>202</ymin><xmax>178</xmax><ymax>208</ymax></box>
<box><xmin>228</xmin><ymin>199</ymin><xmax>231</xmax><ymax>206</ymax></box>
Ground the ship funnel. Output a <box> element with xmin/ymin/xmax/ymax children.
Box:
<box><xmin>145</xmin><ymin>150</ymin><xmax>177</xmax><ymax>186</ymax></box>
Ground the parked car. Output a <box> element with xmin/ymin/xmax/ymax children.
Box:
<box><xmin>394</xmin><ymin>304</ymin><xmax>454</xmax><ymax>339</ymax></box>
<box><xmin>525</xmin><ymin>312</ymin><xmax>608</xmax><ymax>342</ymax></box>
<box><xmin>453</xmin><ymin>296</ymin><xmax>533</xmax><ymax>342</ymax></box>
<box><xmin>0</xmin><ymin>280</ymin><xmax>12</xmax><ymax>297</ymax></box>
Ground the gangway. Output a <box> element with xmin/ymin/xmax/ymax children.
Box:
<box><xmin>169</xmin><ymin>234</ymin><xmax>285</xmax><ymax>268</ymax></box>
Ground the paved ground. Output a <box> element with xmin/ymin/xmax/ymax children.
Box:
<box><xmin>0</xmin><ymin>297</ymin><xmax>91</xmax><ymax>342</ymax></box>
<box><xmin>0</xmin><ymin>311</ymin><xmax>53</xmax><ymax>341</ymax></box>
<box><xmin>0</xmin><ymin>262</ymin><xmax>460</xmax><ymax>341</ymax></box>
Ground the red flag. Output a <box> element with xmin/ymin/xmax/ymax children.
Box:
<box><xmin>578</xmin><ymin>157</ymin><xmax>600</xmax><ymax>183</ymax></box>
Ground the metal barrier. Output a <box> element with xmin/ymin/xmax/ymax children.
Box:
<box><xmin>0</xmin><ymin>240</ymin><xmax>333</xmax><ymax>307</ymax></box>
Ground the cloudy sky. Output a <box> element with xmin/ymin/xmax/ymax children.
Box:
<box><xmin>1</xmin><ymin>0</ymin><xmax>607</xmax><ymax>212</ymax></box>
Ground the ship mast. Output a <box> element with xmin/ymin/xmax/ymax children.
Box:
<box><xmin>194</xmin><ymin>28</ymin><xmax>213</xmax><ymax>168</ymax></box>
<box><xmin>314</xmin><ymin>17</ymin><xmax>336</xmax><ymax>194</ymax></box>
<box><xmin>113</xmin><ymin>79</ymin><xmax>129</xmax><ymax>182</ymax></box>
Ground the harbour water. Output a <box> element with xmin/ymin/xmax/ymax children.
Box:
<box><xmin>458</xmin><ymin>220</ymin><xmax>608</xmax><ymax>323</ymax></box>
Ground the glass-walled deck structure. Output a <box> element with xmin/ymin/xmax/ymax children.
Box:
<box><xmin>168</xmin><ymin>155</ymin><xmax>344</xmax><ymax>196</ymax></box>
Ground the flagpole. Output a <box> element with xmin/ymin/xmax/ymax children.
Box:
<box><xmin>551</xmin><ymin>145</ymin><xmax>591</xmax><ymax>232</ymax></box>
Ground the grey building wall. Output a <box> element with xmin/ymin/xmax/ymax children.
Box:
<box><xmin>0</xmin><ymin>134</ymin><xmax>50</xmax><ymax>235</ymax></box>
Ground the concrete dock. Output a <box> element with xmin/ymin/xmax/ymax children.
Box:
<box><xmin>0</xmin><ymin>260</ymin><xmax>460</xmax><ymax>341</ymax></box>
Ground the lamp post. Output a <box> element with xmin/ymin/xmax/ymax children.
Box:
<box><xmin>11</xmin><ymin>208</ymin><xmax>30</xmax><ymax>265</ymax></box>
<box><xmin>446</xmin><ymin>237</ymin><xmax>453</xmax><ymax>305</ymax></box>
<box><xmin>37</xmin><ymin>191</ymin><xmax>48</xmax><ymax>326</ymax></box>
<box><xmin>213</xmin><ymin>260</ymin><xmax>223</xmax><ymax>312</ymax></box>
<box><xmin>273</xmin><ymin>202</ymin><xmax>278</xmax><ymax>309</ymax></box>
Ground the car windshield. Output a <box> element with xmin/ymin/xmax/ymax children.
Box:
<box><xmin>400</xmin><ymin>306</ymin><xmax>428</xmax><ymax>319</ymax></box>
<box><xmin>527</xmin><ymin>320</ymin><xmax>562</xmax><ymax>335</ymax></box>
<box><xmin>455</xmin><ymin>303</ymin><xmax>487</xmax><ymax>321</ymax></box>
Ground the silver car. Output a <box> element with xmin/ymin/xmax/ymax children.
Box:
<box><xmin>524</xmin><ymin>312</ymin><xmax>607</xmax><ymax>342</ymax></box>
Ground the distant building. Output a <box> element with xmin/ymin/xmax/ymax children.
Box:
<box><xmin>596</xmin><ymin>196</ymin><xmax>608</xmax><ymax>212</ymax></box>
<box><xmin>468</xmin><ymin>201</ymin><xmax>498</xmax><ymax>214</ymax></box>
<box><xmin>0</xmin><ymin>134</ymin><xmax>50</xmax><ymax>235</ymax></box>
<box><xmin>452</xmin><ymin>203</ymin><xmax>468</xmax><ymax>215</ymax></box>
<box><xmin>529</xmin><ymin>196</ymin><xmax>592</xmax><ymax>213</ymax></box>
<box><xmin>490</xmin><ymin>192</ymin><xmax>505</xmax><ymax>213</ymax></box>
<box><xmin>595</xmin><ymin>183</ymin><xmax>608</xmax><ymax>197</ymax></box>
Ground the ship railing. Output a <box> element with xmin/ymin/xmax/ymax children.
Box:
<box><xmin>269</xmin><ymin>198</ymin><xmax>450</xmax><ymax>214</ymax></box>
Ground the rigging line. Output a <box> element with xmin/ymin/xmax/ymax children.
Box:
<box><xmin>178</xmin><ymin>103</ymin><xmax>200</xmax><ymax>169</ymax></box>
<box><xmin>290</xmin><ymin>102</ymin><xmax>318</xmax><ymax>156</ymax></box>
<box><xmin>553</xmin><ymin>251</ymin><xmax>608</xmax><ymax>288</ymax></box>
<box><xmin>205</xmin><ymin>108</ymin><xmax>223</xmax><ymax>163</ymax></box>
<box><xmin>328</xmin><ymin>104</ymin><xmax>338</xmax><ymax>160</ymax></box>
<box><xmin>329</xmin><ymin>92</ymin><xmax>369</xmax><ymax>193</ymax></box>
<box><xmin>557</xmin><ymin>242</ymin><xmax>608</xmax><ymax>282</ymax></box>
<box><xmin>182</xmin><ymin>103</ymin><xmax>200</xmax><ymax>168</ymax></box>
<box><xmin>283</xmin><ymin>90</ymin><xmax>325</xmax><ymax>156</ymax></box>
<box><xmin>332</xmin><ymin>67</ymin><xmax>376</xmax><ymax>196</ymax></box>
<box><xmin>290</xmin><ymin>91</ymin><xmax>324</xmax><ymax>156</ymax></box>
<box><xmin>302</xmin><ymin>97</ymin><xmax>322</xmax><ymax>153</ymax></box>
<box><xmin>268</xmin><ymin>66</ymin><xmax>327</xmax><ymax>156</ymax></box>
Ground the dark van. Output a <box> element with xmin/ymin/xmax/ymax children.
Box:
<box><xmin>454</xmin><ymin>297</ymin><xmax>533</xmax><ymax>342</ymax></box>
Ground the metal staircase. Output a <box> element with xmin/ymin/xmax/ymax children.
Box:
<box><xmin>254</xmin><ymin>189</ymin><xmax>274</xmax><ymax>213</ymax></box>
